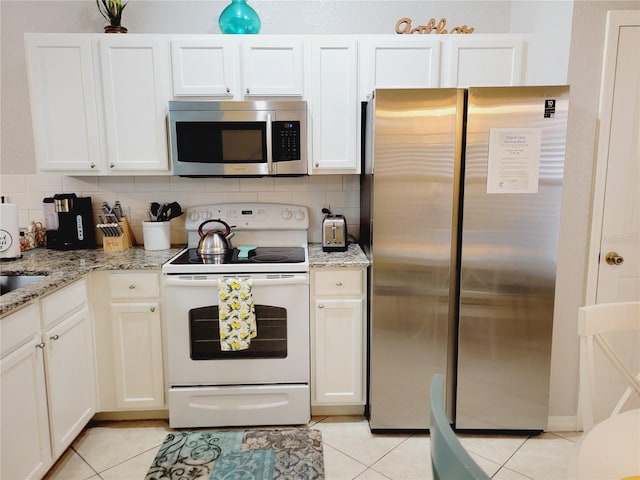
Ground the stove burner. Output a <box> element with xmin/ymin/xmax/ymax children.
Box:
<box><xmin>251</xmin><ymin>254</ymin><xmax>290</xmax><ymax>263</ymax></box>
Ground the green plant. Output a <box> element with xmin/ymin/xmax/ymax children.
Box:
<box><xmin>96</xmin><ymin>0</ymin><xmax>127</xmax><ymax>26</ymax></box>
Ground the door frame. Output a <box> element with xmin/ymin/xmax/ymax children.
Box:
<box><xmin>585</xmin><ymin>10</ymin><xmax>640</xmax><ymax>305</ymax></box>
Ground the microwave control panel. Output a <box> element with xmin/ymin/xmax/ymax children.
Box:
<box><xmin>272</xmin><ymin>121</ymin><xmax>301</xmax><ymax>161</ymax></box>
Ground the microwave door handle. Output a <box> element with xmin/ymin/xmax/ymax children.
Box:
<box><xmin>266</xmin><ymin>114</ymin><xmax>273</xmax><ymax>174</ymax></box>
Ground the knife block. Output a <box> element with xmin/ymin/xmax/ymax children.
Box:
<box><xmin>102</xmin><ymin>217</ymin><xmax>136</xmax><ymax>252</ymax></box>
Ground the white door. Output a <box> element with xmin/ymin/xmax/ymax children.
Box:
<box><xmin>584</xmin><ymin>11</ymin><xmax>640</xmax><ymax>426</ymax></box>
<box><xmin>588</xmin><ymin>11</ymin><xmax>640</xmax><ymax>304</ymax></box>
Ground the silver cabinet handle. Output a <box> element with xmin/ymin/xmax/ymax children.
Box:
<box><xmin>129</xmin><ymin>284</ymin><xmax>136</xmax><ymax>289</ymax></box>
<box><xmin>50</xmin><ymin>334</ymin><xmax>60</xmax><ymax>341</ymax></box>
<box><xmin>109</xmin><ymin>162</ymin><xmax>115</xmax><ymax>169</ymax></box>
<box><xmin>226</xmin><ymin>87</ymin><xmax>231</xmax><ymax>93</ymax></box>
<box><xmin>150</xmin><ymin>307</ymin><xmax>156</xmax><ymax>312</ymax></box>
<box><xmin>336</xmin><ymin>281</ymin><xmax>343</xmax><ymax>286</ymax></box>
<box><xmin>246</xmin><ymin>88</ymin><xmax>250</xmax><ymax>94</ymax></box>
<box><xmin>36</xmin><ymin>342</ymin><xmax>45</xmax><ymax>349</ymax></box>
<box><xmin>90</xmin><ymin>162</ymin><xmax>96</xmax><ymax>169</ymax></box>
<box><xmin>318</xmin><ymin>304</ymin><xmax>325</xmax><ymax>309</ymax></box>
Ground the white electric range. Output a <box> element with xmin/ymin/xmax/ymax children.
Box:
<box><xmin>162</xmin><ymin>203</ymin><xmax>311</xmax><ymax>428</ymax></box>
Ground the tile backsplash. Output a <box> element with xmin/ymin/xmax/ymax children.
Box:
<box><xmin>0</xmin><ymin>174</ymin><xmax>361</xmax><ymax>246</ymax></box>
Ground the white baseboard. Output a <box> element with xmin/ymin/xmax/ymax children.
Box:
<box><xmin>547</xmin><ymin>415</ymin><xmax>580</xmax><ymax>432</ymax></box>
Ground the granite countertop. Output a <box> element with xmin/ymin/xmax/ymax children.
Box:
<box><xmin>308</xmin><ymin>243</ymin><xmax>370</xmax><ymax>268</ymax></box>
<box><xmin>0</xmin><ymin>247</ymin><xmax>183</xmax><ymax>317</ymax></box>
<box><xmin>1</xmin><ymin>243</ymin><xmax>370</xmax><ymax>317</ymax></box>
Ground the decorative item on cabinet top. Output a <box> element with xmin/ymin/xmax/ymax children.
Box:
<box><xmin>97</xmin><ymin>0</ymin><xmax>128</xmax><ymax>33</ymax></box>
<box><xmin>219</xmin><ymin>0</ymin><xmax>261</xmax><ymax>34</ymax></box>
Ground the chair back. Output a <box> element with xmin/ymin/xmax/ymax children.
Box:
<box><xmin>578</xmin><ymin>301</ymin><xmax>640</xmax><ymax>432</ymax></box>
<box><xmin>429</xmin><ymin>374</ymin><xmax>490</xmax><ymax>480</ymax></box>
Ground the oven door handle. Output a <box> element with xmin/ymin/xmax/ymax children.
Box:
<box><xmin>163</xmin><ymin>274</ymin><xmax>309</xmax><ymax>287</ymax></box>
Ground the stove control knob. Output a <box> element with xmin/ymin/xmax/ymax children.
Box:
<box><xmin>294</xmin><ymin>209</ymin><xmax>306</xmax><ymax>221</ymax></box>
<box><xmin>281</xmin><ymin>208</ymin><xmax>293</xmax><ymax>220</ymax></box>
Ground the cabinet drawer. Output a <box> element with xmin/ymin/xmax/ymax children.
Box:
<box><xmin>1</xmin><ymin>303</ymin><xmax>40</xmax><ymax>358</ymax></box>
<box><xmin>109</xmin><ymin>273</ymin><xmax>159</xmax><ymax>299</ymax></box>
<box><xmin>314</xmin><ymin>270</ymin><xmax>362</xmax><ymax>296</ymax></box>
<box><xmin>41</xmin><ymin>279</ymin><xmax>86</xmax><ymax>328</ymax></box>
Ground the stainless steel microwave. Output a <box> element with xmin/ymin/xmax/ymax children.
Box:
<box><xmin>168</xmin><ymin>100</ymin><xmax>307</xmax><ymax>177</ymax></box>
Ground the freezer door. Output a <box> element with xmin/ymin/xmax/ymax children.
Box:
<box><xmin>456</xmin><ymin>86</ymin><xmax>569</xmax><ymax>431</ymax></box>
<box><xmin>368</xmin><ymin>88</ymin><xmax>464</xmax><ymax>430</ymax></box>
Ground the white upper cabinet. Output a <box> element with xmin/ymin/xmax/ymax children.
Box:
<box><xmin>99</xmin><ymin>36</ymin><xmax>171</xmax><ymax>173</ymax></box>
<box><xmin>241</xmin><ymin>38</ymin><xmax>304</xmax><ymax>96</ymax></box>
<box><xmin>25</xmin><ymin>34</ymin><xmax>104</xmax><ymax>173</ymax></box>
<box><xmin>170</xmin><ymin>36</ymin><xmax>304</xmax><ymax>99</ymax></box>
<box><xmin>25</xmin><ymin>33</ymin><xmax>172</xmax><ymax>175</ymax></box>
<box><xmin>309</xmin><ymin>38</ymin><xmax>359</xmax><ymax>173</ymax></box>
<box><xmin>442</xmin><ymin>34</ymin><xmax>527</xmax><ymax>87</ymax></box>
<box><xmin>359</xmin><ymin>35</ymin><xmax>442</xmax><ymax>99</ymax></box>
<box><xmin>171</xmin><ymin>37</ymin><xmax>236</xmax><ymax>97</ymax></box>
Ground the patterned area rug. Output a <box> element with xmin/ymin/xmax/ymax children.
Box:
<box><xmin>145</xmin><ymin>428</ymin><xmax>324</xmax><ymax>480</ymax></box>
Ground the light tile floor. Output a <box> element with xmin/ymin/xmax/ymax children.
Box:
<box><xmin>44</xmin><ymin>415</ymin><xmax>581</xmax><ymax>480</ymax></box>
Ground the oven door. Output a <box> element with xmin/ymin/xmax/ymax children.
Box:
<box><xmin>163</xmin><ymin>272</ymin><xmax>310</xmax><ymax>386</ymax></box>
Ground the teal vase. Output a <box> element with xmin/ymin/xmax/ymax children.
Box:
<box><xmin>218</xmin><ymin>0</ymin><xmax>261</xmax><ymax>34</ymax></box>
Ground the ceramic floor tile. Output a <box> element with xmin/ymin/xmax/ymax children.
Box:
<box><xmin>368</xmin><ymin>435</ymin><xmax>432</xmax><ymax>480</ymax></box>
<box><xmin>314</xmin><ymin>416</ymin><xmax>409</xmax><ymax>466</ymax></box>
<box><xmin>322</xmin><ymin>442</ymin><xmax>368</xmax><ymax>480</ymax></box>
<box><xmin>99</xmin><ymin>447</ymin><xmax>159</xmax><ymax>480</ymax></box>
<box><xmin>43</xmin><ymin>448</ymin><xmax>97</xmax><ymax>480</ymax></box>
<box><xmin>354</xmin><ymin>468</ymin><xmax>393</xmax><ymax>479</ymax></box>
<box><xmin>504</xmin><ymin>432</ymin><xmax>576</xmax><ymax>479</ymax></box>
<box><xmin>492</xmin><ymin>465</ymin><xmax>536</xmax><ymax>480</ymax></box>
<box><xmin>457</xmin><ymin>433</ymin><xmax>529</xmax><ymax>465</ymax></box>
<box><xmin>71</xmin><ymin>420</ymin><xmax>171</xmax><ymax>473</ymax></box>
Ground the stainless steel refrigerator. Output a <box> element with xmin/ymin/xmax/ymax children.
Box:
<box><xmin>361</xmin><ymin>86</ymin><xmax>570</xmax><ymax>432</ymax></box>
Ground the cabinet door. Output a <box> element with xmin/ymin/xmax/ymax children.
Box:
<box><xmin>100</xmin><ymin>36</ymin><xmax>171</xmax><ymax>172</ymax></box>
<box><xmin>1</xmin><ymin>338</ymin><xmax>51</xmax><ymax>480</ymax></box>
<box><xmin>24</xmin><ymin>34</ymin><xmax>103</xmax><ymax>173</ymax></box>
<box><xmin>443</xmin><ymin>35</ymin><xmax>526</xmax><ymax>87</ymax></box>
<box><xmin>171</xmin><ymin>37</ymin><xmax>236</xmax><ymax>97</ymax></box>
<box><xmin>310</xmin><ymin>39</ymin><xmax>359</xmax><ymax>173</ymax></box>
<box><xmin>44</xmin><ymin>306</ymin><xmax>96</xmax><ymax>457</ymax></box>
<box><xmin>313</xmin><ymin>299</ymin><xmax>364</xmax><ymax>405</ymax></box>
<box><xmin>241</xmin><ymin>39</ymin><xmax>304</xmax><ymax>96</ymax></box>
<box><xmin>110</xmin><ymin>302</ymin><xmax>164</xmax><ymax>409</ymax></box>
<box><xmin>359</xmin><ymin>36</ymin><xmax>441</xmax><ymax>99</ymax></box>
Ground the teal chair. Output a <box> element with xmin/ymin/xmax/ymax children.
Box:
<box><xmin>430</xmin><ymin>374</ymin><xmax>490</xmax><ymax>480</ymax></box>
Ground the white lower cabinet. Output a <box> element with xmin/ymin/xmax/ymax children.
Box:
<box><xmin>44</xmin><ymin>305</ymin><xmax>95</xmax><ymax>457</ymax></box>
<box><xmin>311</xmin><ymin>268</ymin><xmax>366</xmax><ymax>406</ymax></box>
<box><xmin>0</xmin><ymin>279</ymin><xmax>95</xmax><ymax>479</ymax></box>
<box><xmin>92</xmin><ymin>271</ymin><xmax>165</xmax><ymax>411</ymax></box>
<box><xmin>0</xmin><ymin>304</ymin><xmax>51</xmax><ymax>480</ymax></box>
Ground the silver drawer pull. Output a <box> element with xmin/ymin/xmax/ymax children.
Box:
<box><xmin>36</xmin><ymin>342</ymin><xmax>45</xmax><ymax>349</ymax></box>
<box><xmin>50</xmin><ymin>334</ymin><xmax>60</xmax><ymax>341</ymax></box>
<box><xmin>150</xmin><ymin>307</ymin><xmax>156</xmax><ymax>313</ymax></box>
<box><xmin>336</xmin><ymin>281</ymin><xmax>343</xmax><ymax>286</ymax></box>
<box><xmin>319</xmin><ymin>304</ymin><xmax>325</xmax><ymax>309</ymax></box>
<box><xmin>129</xmin><ymin>284</ymin><xmax>136</xmax><ymax>289</ymax></box>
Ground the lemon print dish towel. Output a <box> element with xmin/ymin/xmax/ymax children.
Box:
<box><xmin>218</xmin><ymin>277</ymin><xmax>257</xmax><ymax>351</ymax></box>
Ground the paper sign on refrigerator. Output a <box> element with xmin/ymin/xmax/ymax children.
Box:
<box><xmin>487</xmin><ymin>128</ymin><xmax>542</xmax><ymax>194</ymax></box>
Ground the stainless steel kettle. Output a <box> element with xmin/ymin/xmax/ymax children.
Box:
<box><xmin>196</xmin><ymin>219</ymin><xmax>235</xmax><ymax>255</ymax></box>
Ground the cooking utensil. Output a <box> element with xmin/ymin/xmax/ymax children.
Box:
<box><xmin>237</xmin><ymin>245</ymin><xmax>257</xmax><ymax>259</ymax></box>
<box><xmin>196</xmin><ymin>219</ymin><xmax>235</xmax><ymax>255</ymax></box>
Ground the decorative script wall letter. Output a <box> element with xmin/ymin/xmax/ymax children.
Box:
<box><xmin>396</xmin><ymin>17</ymin><xmax>475</xmax><ymax>34</ymax></box>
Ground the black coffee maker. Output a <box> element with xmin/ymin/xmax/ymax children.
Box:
<box><xmin>43</xmin><ymin>194</ymin><xmax>96</xmax><ymax>250</ymax></box>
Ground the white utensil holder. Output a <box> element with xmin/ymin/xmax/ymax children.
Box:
<box><xmin>142</xmin><ymin>221</ymin><xmax>171</xmax><ymax>250</ymax></box>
